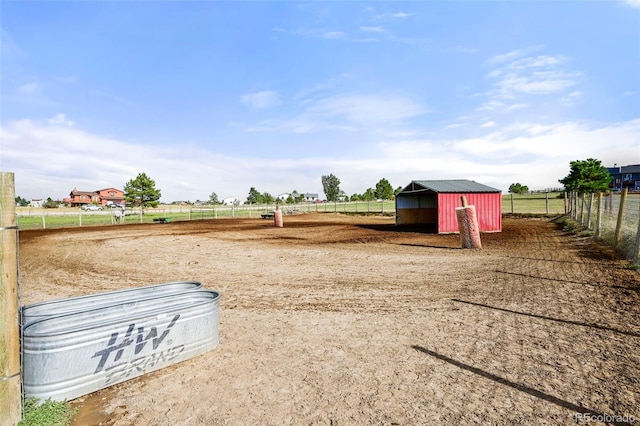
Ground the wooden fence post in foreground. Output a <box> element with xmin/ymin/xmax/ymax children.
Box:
<box><xmin>634</xmin><ymin>199</ymin><xmax>640</xmax><ymax>266</ymax></box>
<box><xmin>0</xmin><ymin>172</ymin><xmax>22</xmax><ymax>425</ymax></box>
<box><xmin>614</xmin><ymin>189</ymin><xmax>628</xmax><ymax>247</ymax></box>
<box><xmin>595</xmin><ymin>192</ymin><xmax>603</xmax><ymax>238</ymax></box>
<box><xmin>586</xmin><ymin>193</ymin><xmax>595</xmax><ymax>229</ymax></box>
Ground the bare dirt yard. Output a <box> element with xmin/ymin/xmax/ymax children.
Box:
<box><xmin>18</xmin><ymin>213</ymin><xmax>640</xmax><ymax>425</ymax></box>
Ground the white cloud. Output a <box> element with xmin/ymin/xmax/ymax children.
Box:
<box><xmin>4</xmin><ymin>117</ymin><xmax>637</xmax><ymax>202</ymax></box>
<box><xmin>480</xmin><ymin>121</ymin><xmax>496</xmax><ymax>128</ymax></box>
<box><xmin>47</xmin><ymin>113</ymin><xmax>75</xmax><ymax>127</ymax></box>
<box><xmin>484</xmin><ymin>51</ymin><xmax>581</xmax><ymax>102</ymax></box>
<box><xmin>624</xmin><ymin>0</ymin><xmax>640</xmax><ymax>8</ymax></box>
<box><xmin>18</xmin><ymin>83</ymin><xmax>39</xmax><ymax>93</ymax></box>
<box><xmin>391</xmin><ymin>12</ymin><xmax>414</xmax><ymax>18</ymax></box>
<box><xmin>323</xmin><ymin>31</ymin><xmax>347</xmax><ymax>39</ymax></box>
<box><xmin>509</xmin><ymin>55</ymin><xmax>568</xmax><ymax>69</ymax></box>
<box><xmin>241</xmin><ymin>90</ymin><xmax>281</xmax><ymax>109</ymax></box>
<box><xmin>506</xmin><ymin>103</ymin><xmax>528</xmax><ymax>111</ymax></box>
<box><xmin>308</xmin><ymin>93</ymin><xmax>427</xmax><ymax>125</ymax></box>
<box><xmin>240</xmin><ymin>92</ymin><xmax>428</xmax><ymax>134</ymax></box>
<box><xmin>496</xmin><ymin>71</ymin><xmax>578</xmax><ymax>95</ymax></box>
<box><xmin>360</xmin><ymin>26</ymin><xmax>386</xmax><ymax>33</ymax></box>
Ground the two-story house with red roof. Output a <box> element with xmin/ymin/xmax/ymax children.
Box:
<box><xmin>63</xmin><ymin>188</ymin><xmax>125</xmax><ymax>207</ymax></box>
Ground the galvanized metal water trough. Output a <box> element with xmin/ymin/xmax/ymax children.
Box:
<box><xmin>22</xmin><ymin>289</ymin><xmax>220</xmax><ymax>402</ymax></box>
<box><xmin>21</xmin><ymin>281</ymin><xmax>203</xmax><ymax>327</ymax></box>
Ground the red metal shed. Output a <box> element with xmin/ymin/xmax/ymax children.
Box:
<box><xmin>395</xmin><ymin>179</ymin><xmax>502</xmax><ymax>233</ymax></box>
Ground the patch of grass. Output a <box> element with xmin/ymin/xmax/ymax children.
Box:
<box><xmin>19</xmin><ymin>397</ymin><xmax>77</xmax><ymax>426</ymax></box>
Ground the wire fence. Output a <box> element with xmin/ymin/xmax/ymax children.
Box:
<box><xmin>566</xmin><ymin>189</ymin><xmax>640</xmax><ymax>262</ymax></box>
<box><xmin>15</xmin><ymin>201</ymin><xmax>396</xmax><ymax>230</ymax></box>
<box><xmin>18</xmin><ymin>192</ymin><xmax>640</xmax><ymax>265</ymax></box>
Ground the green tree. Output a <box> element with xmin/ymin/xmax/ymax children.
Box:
<box><xmin>124</xmin><ymin>172</ymin><xmax>162</xmax><ymax>208</ymax></box>
<box><xmin>292</xmin><ymin>190</ymin><xmax>305</xmax><ymax>203</ymax></box>
<box><xmin>42</xmin><ymin>197</ymin><xmax>60</xmax><ymax>208</ymax></box>
<box><xmin>374</xmin><ymin>178</ymin><xmax>394</xmax><ymax>200</ymax></box>
<box><xmin>508</xmin><ymin>183</ymin><xmax>529</xmax><ymax>194</ymax></box>
<box><xmin>262</xmin><ymin>192</ymin><xmax>274</xmax><ymax>204</ymax></box>
<box><xmin>15</xmin><ymin>196</ymin><xmax>29</xmax><ymax>206</ymax></box>
<box><xmin>362</xmin><ymin>188</ymin><xmax>376</xmax><ymax>201</ymax></box>
<box><xmin>321</xmin><ymin>174</ymin><xmax>341</xmax><ymax>202</ymax></box>
<box><xmin>208</xmin><ymin>192</ymin><xmax>219</xmax><ymax>204</ymax></box>
<box><xmin>246</xmin><ymin>187</ymin><xmax>261</xmax><ymax>204</ymax></box>
<box><xmin>394</xmin><ymin>186</ymin><xmax>403</xmax><ymax>196</ymax></box>
<box><xmin>350</xmin><ymin>193</ymin><xmax>361</xmax><ymax>201</ymax></box>
<box><xmin>559</xmin><ymin>158</ymin><xmax>611</xmax><ymax>194</ymax></box>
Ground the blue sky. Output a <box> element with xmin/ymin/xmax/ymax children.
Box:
<box><xmin>1</xmin><ymin>1</ymin><xmax>639</xmax><ymax>202</ymax></box>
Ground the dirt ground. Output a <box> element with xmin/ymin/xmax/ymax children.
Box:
<box><xmin>17</xmin><ymin>213</ymin><xmax>640</xmax><ymax>425</ymax></box>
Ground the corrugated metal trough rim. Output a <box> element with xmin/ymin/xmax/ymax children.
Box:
<box><xmin>21</xmin><ymin>280</ymin><xmax>203</xmax><ymax>326</ymax></box>
<box><xmin>23</xmin><ymin>290</ymin><xmax>220</xmax><ymax>337</ymax></box>
<box><xmin>22</xmin><ymin>289</ymin><xmax>221</xmax><ymax>402</ymax></box>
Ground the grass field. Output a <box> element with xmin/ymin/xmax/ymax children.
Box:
<box><xmin>501</xmin><ymin>192</ymin><xmax>566</xmax><ymax>215</ymax></box>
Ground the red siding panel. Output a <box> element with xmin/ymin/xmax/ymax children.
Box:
<box><xmin>437</xmin><ymin>193</ymin><xmax>502</xmax><ymax>233</ymax></box>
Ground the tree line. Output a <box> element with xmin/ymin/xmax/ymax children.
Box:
<box><xmin>16</xmin><ymin>159</ymin><xmax>613</xmax><ymax>208</ymax></box>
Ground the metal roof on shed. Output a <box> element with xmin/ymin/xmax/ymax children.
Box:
<box><xmin>400</xmin><ymin>179</ymin><xmax>501</xmax><ymax>194</ymax></box>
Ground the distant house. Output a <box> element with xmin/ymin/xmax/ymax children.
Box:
<box><xmin>303</xmin><ymin>193</ymin><xmax>319</xmax><ymax>202</ymax></box>
<box><xmin>63</xmin><ymin>187</ymin><xmax>125</xmax><ymax>207</ymax></box>
<box><xmin>277</xmin><ymin>193</ymin><xmax>290</xmax><ymax>202</ymax></box>
<box><xmin>29</xmin><ymin>199</ymin><xmax>43</xmax><ymax>208</ymax></box>
<box><xmin>222</xmin><ymin>197</ymin><xmax>238</xmax><ymax>206</ymax></box>
<box><xmin>607</xmin><ymin>164</ymin><xmax>640</xmax><ymax>191</ymax></box>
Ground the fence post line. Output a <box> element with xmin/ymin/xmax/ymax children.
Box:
<box><xmin>42</xmin><ymin>210</ymin><xmax>46</xmax><ymax>229</ymax></box>
<box><xmin>614</xmin><ymin>188</ymin><xmax>628</xmax><ymax>247</ymax></box>
<box><xmin>545</xmin><ymin>192</ymin><xmax>549</xmax><ymax>215</ymax></box>
<box><xmin>579</xmin><ymin>193</ymin><xmax>585</xmax><ymax>225</ymax></box>
<box><xmin>0</xmin><ymin>172</ymin><xmax>22</xmax><ymax>425</ymax></box>
<box><xmin>510</xmin><ymin>193</ymin><xmax>514</xmax><ymax>214</ymax></box>
<box><xmin>586</xmin><ymin>192</ymin><xmax>595</xmax><ymax>229</ymax></box>
<box><xmin>595</xmin><ymin>192</ymin><xmax>603</xmax><ymax>238</ymax></box>
<box><xmin>563</xmin><ymin>191</ymin><xmax>568</xmax><ymax>215</ymax></box>
<box><xmin>634</xmin><ymin>199</ymin><xmax>640</xmax><ymax>266</ymax></box>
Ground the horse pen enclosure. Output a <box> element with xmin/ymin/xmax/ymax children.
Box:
<box><xmin>14</xmin><ymin>211</ymin><xmax>640</xmax><ymax>425</ymax></box>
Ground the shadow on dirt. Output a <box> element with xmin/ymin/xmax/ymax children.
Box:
<box><xmin>451</xmin><ymin>298</ymin><xmax>640</xmax><ymax>338</ymax></box>
<box><xmin>356</xmin><ymin>223</ymin><xmax>438</xmax><ymax>234</ymax></box>
<box><xmin>410</xmin><ymin>345</ymin><xmax>631</xmax><ymax>425</ymax></box>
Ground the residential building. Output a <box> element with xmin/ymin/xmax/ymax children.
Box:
<box><xmin>63</xmin><ymin>187</ymin><xmax>125</xmax><ymax>207</ymax></box>
<box><xmin>607</xmin><ymin>164</ymin><xmax>640</xmax><ymax>191</ymax></box>
<box><xmin>303</xmin><ymin>193</ymin><xmax>319</xmax><ymax>202</ymax></box>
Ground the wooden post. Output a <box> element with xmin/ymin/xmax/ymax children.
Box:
<box><xmin>563</xmin><ymin>191</ymin><xmax>568</xmax><ymax>215</ymax></box>
<box><xmin>0</xmin><ymin>172</ymin><xmax>22</xmax><ymax>425</ymax></box>
<box><xmin>510</xmin><ymin>193</ymin><xmax>514</xmax><ymax>214</ymax></box>
<box><xmin>545</xmin><ymin>192</ymin><xmax>549</xmax><ymax>215</ymax></box>
<box><xmin>634</xmin><ymin>199</ymin><xmax>640</xmax><ymax>266</ymax></box>
<box><xmin>586</xmin><ymin>193</ymin><xmax>594</xmax><ymax>229</ymax></box>
<box><xmin>595</xmin><ymin>192</ymin><xmax>603</xmax><ymax>238</ymax></box>
<box><xmin>579</xmin><ymin>193</ymin><xmax>585</xmax><ymax>225</ymax></box>
<box><xmin>614</xmin><ymin>188</ymin><xmax>628</xmax><ymax>247</ymax></box>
